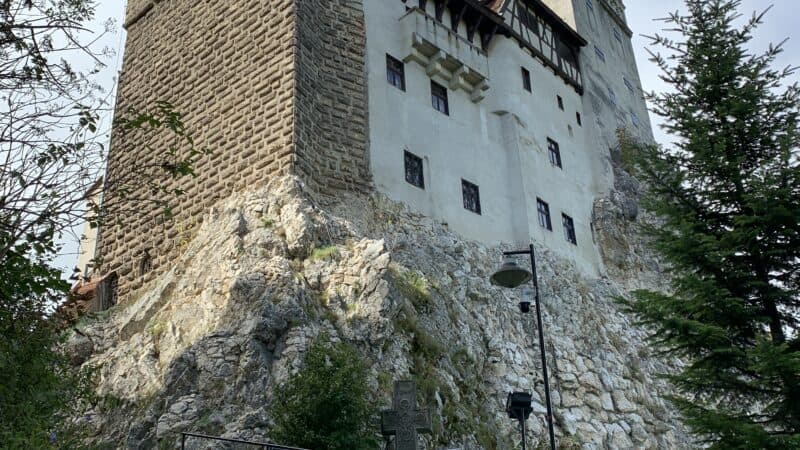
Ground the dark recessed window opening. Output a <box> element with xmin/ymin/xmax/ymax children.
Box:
<box><xmin>563</xmin><ymin>213</ymin><xmax>577</xmax><ymax>245</ymax></box>
<box><xmin>431</xmin><ymin>81</ymin><xmax>449</xmax><ymax>115</ymax></box>
<box><xmin>630</xmin><ymin>111</ymin><xmax>640</xmax><ymax>128</ymax></box>
<box><xmin>576</xmin><ymin>112</ymin><xmax>582</xmax><ymax>126</ymax></box>
<box><xmin>404</xmin><ymin>150</ymin><xmax>424</xmax><ymax>189</ymax></box>
<box><xmin>537</xmin><ymin>198</ymin><xmax>552</xmax><ymax>230</ymax></box>
<box><xmin>138</xmin><ymin>250</ymin><xmax>152</xmax><ymax>277</ymax></box>
<box><xmin>386</xmin><ymin>54</ymin><xmax>405</xmax><ymax>91</ymax></box>
<box><xmin>521</xmin><ymin>67</ymin><xmax>532</xmax><ymax>92</ymax></box>
<box><xmin>557</xmin><ymin>95</ymin><xmax>564</xmax><ymax>110</ymax></box>
<box><xmin>623</xmin><ymin>76</ymin><xmax>634</xmax><ymax>93</ymax></box>
<box><xmin>462</xmin><ymin>179</ymin><xmax>481</xmax><ymax>214</ymax></box>
<box><xmin>594</xmin><ymin>45</ymin><xmax>606</xmax><ymax>62</ymax></box>
<box><xmin>547</xmin><ymin>138</ymin><xmax>562</xmax><ymax>168</ymax></box>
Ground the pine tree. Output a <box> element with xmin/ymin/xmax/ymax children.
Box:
<box><xmin>622</xmin><ymin>1</ymin><xmax>800</xmax><ymax>448</ymax></box>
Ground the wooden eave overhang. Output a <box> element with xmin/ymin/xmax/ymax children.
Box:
<box><xmin>406</xmin><ymin>0</ymin><xmax>509</xmax><ymax>50</ymax></box>
<box><xmin>511</xmin><ymin>0</ymin><xmax>588</xmax><ymax>47</ymax></box>
<box><xmin>407</xmin><ymin>0</ymin><xmax>587</xmax><ymax>93</ymax></box>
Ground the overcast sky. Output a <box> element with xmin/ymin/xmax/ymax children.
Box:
<box><xmin>55</xmin><ymin>0</ymin><xmax>798</xmax><ymax>275</ymax></box>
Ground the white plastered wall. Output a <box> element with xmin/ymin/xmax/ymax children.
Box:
<box><xmin>364</xmin><ymin>1</ymin><xmax>626</xmax><ymax>276</ymax></box>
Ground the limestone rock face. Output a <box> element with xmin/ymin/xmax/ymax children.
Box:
<box><xmin>72</xmin><ymin>176</ymin><xmax>692</xmax><ymax>449</ymax></box>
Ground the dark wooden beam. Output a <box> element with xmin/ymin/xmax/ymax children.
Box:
<box><xmin>450</xmin><ymin>3</ymin><xmax>468</xmax><ymax>33</ymax></box>
<box><xmin>435</xmin><ymin>0</ymin><xmax>449</xmax><ymax>22</ymax></box>
<box><xmin>481</xmin><ymin>23</ymin><xmax>499</xmax><ymax>51</ymax></box>
<box><xmin>466</xmin><ymin>14</ymin><xmax>483</xmax><ymax>43</ymax></box>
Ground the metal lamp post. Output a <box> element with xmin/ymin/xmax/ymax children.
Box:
<box><xmin>490</xmin><ymin>244</ymin><xmax>556</xmax><ymax>450</ymax></box>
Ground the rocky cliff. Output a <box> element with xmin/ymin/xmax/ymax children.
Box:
<box><xmin>68</xmin><ymin>176</ymin><xmax>692</xmax><ymax>449</ymax></box>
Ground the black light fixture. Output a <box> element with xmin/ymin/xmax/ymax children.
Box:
<box><xmin>506</xmin><ymin>392</ymin><xmax>533</xmax><ymax>450</ymax></box>
<box><xmin>490</xmin><ymin>256</ymin><xmax>532</xmax><ymax>288</ymax></box>
<box><xmin>490</xmin><ymin>244</ymin><xmax>557</xmax><ymax>450</ymax></box>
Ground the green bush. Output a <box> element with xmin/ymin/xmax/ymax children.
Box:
<box><xmin>390</xmin><ymin>264</ymin><xmax>431</xmax><ymax>310</ymax></box>
<box><xmin>271</xmin><ymin>334</ymin><xmax>377</xmax><ymax>450</ymax></box>
<box><xmin>308</xmin><ymin>245</ymin><xmax>339</xmax><ymax>262</ymax></box>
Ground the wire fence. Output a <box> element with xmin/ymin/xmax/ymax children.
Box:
<box><xmin>180</xmin><ymin>432</ymin><xmax>308</xmax><ymax>450</ymax></box>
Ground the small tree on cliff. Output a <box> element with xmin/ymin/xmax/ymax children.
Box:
<box><xmin>622</xmin><ymin>1</ymin><xmax>800</xmax><ymax>448</ymax></box>
<box><xmin>271</xmin><ymin>334</ymin><xmax>378</xmax><ymax>450</ymax></box>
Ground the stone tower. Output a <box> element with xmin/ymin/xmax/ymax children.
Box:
<box><xmin>99</xmin><ymin>0</ymin><xmax>652</xmax><ymax>303</ymax></box>
<box><xmin>99</xmin><ymin>0</ymin><xmax>372</xmax><ymax>301</ymax></box>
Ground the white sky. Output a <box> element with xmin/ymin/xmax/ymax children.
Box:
<box><xmin>53</xmin><ymin>0</ymin><xmax>799</xmax><ymax>276</ymax></box>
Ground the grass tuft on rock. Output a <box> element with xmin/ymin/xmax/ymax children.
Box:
<box><xmin>308</xmin><ymin>245</ymin><xmax>339</xmax><ymax>261</ymax></box>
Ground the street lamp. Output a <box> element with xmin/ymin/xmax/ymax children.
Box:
<box><xmin>490</xmin><ymin>244</ymin><xmax>556</xmax><ymax>450</ymax></box>
<box><xmin>506</xmin><ymin>392</ymin><xmax>533</xmax><ymax>450</ymax></box>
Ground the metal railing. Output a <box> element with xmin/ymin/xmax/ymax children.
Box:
<box><xmin>180</xmin><ymin>432</ymin><xmax>309</xmax><ymax>450</ymax></box>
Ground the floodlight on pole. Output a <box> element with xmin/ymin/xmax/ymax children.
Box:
<box><xmin>490</xmin><ymin>244</ymin><xmax>556</xmax><ymax>450</ymax></box>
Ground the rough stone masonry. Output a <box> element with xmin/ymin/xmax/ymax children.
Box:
<box><xmin>99</xmin><ymin>0</ymin><xmax>371</xmax><ymax>302</ymax></box>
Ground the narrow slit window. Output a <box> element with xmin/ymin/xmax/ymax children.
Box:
<box><xmin>386</xmin><ymin>54</ymin><xmax>405</xmax><ymax>91</ymax></box>
<box><xmin>630</xmin><ymin>111</ymin><xmax>640</xmax><ymax>128</ymax></box>
<box><xmin>547</xmin><ymin>138</ymin><xmax>562</xmax><ymax>168</ymax></box>
<box><xmin>138</xmin><ymin>250</ymin><xmax>152</xmax><ymax>277</ymax></box>
<box><xmin>537</xmin><ymin>198</ymin><xmax>552</xmax><ymax>230</ymax></box>
<box><xmin>404</xmin><ymin>151</ymin><xmax>424</xmax><ymax>189</ymax></box>
<box><xmin>431</xmin><ymin>81</ymin><xmax>449</xmax><ymax>115</ymax></box>
<box><xmin>521</xmin><ymin>67</ymin><xmax>532</xmax><ymax>92</ymax></box>
<box><xmin>462</xmin><ymin>179</ymin><xmax>481</xmax><ymax>214</ymax></box>
<box><xmin>562</xmin><ymin>214</ymin><xmax>577</xmax><ymax>245</ymax></box>
<box><xmin>594</xmin><ymin>45</ymin><xmax>606</xmax><ymax>63</ymax></box>
<box><xmin>576</xmin><ymin>112</ymin><xmax>582</xmax><ymax>126</ymax></box>
<box><xmin>557</xmin><ymin>95</ymin><xmax>564</xmax><ymax>110</ymax></box>
<box><xmin>623</xmin><ymin>76</ymin><xmax>634</xmax><ymax>94</ymax></box>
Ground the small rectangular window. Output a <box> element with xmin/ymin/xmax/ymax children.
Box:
<box><xmin>462</xmin><ymin>179</ymin><xmax>481</xmax><ymax>214</ymax></box>
<box><xmin>521</xmin><ymin>67</ymin><xmax>532</xmax><ymax>92</ymax></box>
<box><xmin>562</xmin><ymin>214</ymin><xmax>577</xmax><ymax>245</ymax></box>
<box><xmin>431</xmin><ymin>81</ymin><xmax>449</xmax><ymax>115</ymax></box>
<box><xmin>608</xmin><ymin>87</ymin><xmax>617</xmax><ymax>107</ymax></box>
<box><xmin>547</xmin><ymin>138</ymin><xmax>562</xmax><ymax>168</ymax></box>
<box><xmin>594</xmin><ymin>45</ymin><xmax>606</xmax><ymax>62</ymax></box>
<box><xmin>386</xmin><ymin>54</ymin><xmax>405</xmax><ymax>91</ymax></box>
<box><xmin>404</xmin><ymin>151</ymin><xmax>424</xmax><ymax>189</ymax></box>
<box><xmin>537</xmin><ymin>198</ymin><xmax>552</xmax><ymax>230</ymax></box>
<box><xmin>585</xmin><ymin>0</ymin><xmax>593</xmax><ymax>10</ymax></box>
<box><xmin>557</xmin><ymin>95</ymin><xmax>564</xmax><ymax>111</ymax></box>
<box><xmin>623</xmin><ymin>76</ymin><xmax>634</xmax><ymax>93</ymax></box>
<box><xmin>613</xmin><ymin>28</ymin><xmax>622</xmax><ymax>44</ymax></box>
<box><xmin>576</xmin><ymin>112</ymin><xmax>582</xmax><ymax>126</ymax></box>
<box><xmin>630</xmin><ymin>111</ymin><xmax>640</xmax><ymax>128</ymax></box>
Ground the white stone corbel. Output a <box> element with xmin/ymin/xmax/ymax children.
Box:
<box><xmin>405</xmin><ymin>33</ymin><xmax>429</xmax><ymax>66</ymax></box>
<box><xmin>426</xmin><ymin>50</ymin><xmax>446</xmax><ymax>78</ymax></box>
<box><xmin>470</xmin><ymin>79</ymin><xmax>490</xmax><ymax>103</ymax></box>
<box><xmin>404</xmin><ymin>47</ymin><xmax>429</xmax><ymax>66</ymax></box>
<box><xmin>449</xmin><ymin>66</ymin><xmax>472</xmax><ymax>92</ymax></box>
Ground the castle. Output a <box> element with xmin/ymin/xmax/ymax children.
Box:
<box><xmin>87</xmin><ymin>0</ymin><xmax>652</xmax><ymax>306</ymax></box>
<box><xmin>69</xmin><ymin>2</ymin><xmax>697</xmax><ymax>447</ymax></box>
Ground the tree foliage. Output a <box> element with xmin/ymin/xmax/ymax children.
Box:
<box><xmin>0</xmin><ymin>1</ymin><xmax>209</xmax><ymax>446</ymax></box>
<box><xmin>0</xmin><ymin>232</ymin><xmax>94</xmax><ymax>448</ymax></box>
<box><xmin>0</xmin><ymin>0</ymin><xmax>209</xmax><ymax>262</ymax></box>
<box><xmin>622</xmin><ymin>1</ymin><xmax>800</xmax><ymax>448</ymax></box>
<box><xmin>271</xmin><ymin>334</ymin><xmax>378</xmax><ymax>450</ymax></box>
